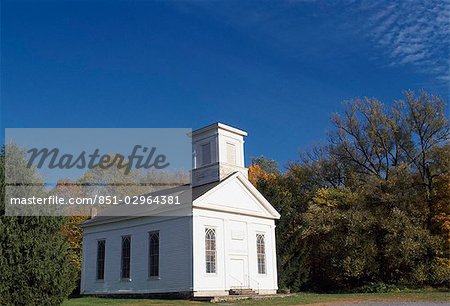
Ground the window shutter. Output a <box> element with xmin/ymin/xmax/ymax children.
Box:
<box><xmin>201</xmin><ymin>143</ymin><xmax>211</xmax><ymax>166</ymax></box>
<box><xmin>226</xmin><ymin>143</ymin><xmax>236</xmax><ymax>165</ymax></box>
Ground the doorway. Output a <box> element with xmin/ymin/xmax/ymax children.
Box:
<box><xmin>229</xmin><ymin>257</ymin><xmax>248</xmax><ymax>288</ymax></box>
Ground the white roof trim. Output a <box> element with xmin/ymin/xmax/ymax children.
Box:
<box><xmin>191</xmin><ymin>122</ymin><xmax>248</xmax><ymax>137</ymax></box>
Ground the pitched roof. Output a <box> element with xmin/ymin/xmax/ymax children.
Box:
<box><xmin>79</xmin><ymin>173</ymin><xmax>237</xmax><ymax>227</ymax></box>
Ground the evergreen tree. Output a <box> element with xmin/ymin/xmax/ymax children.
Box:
<box><xmin>0</xmin><ymin>146</ymin><xmax>76</xmax><ymax>305</ymax></box>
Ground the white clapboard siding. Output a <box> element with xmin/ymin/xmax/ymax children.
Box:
<box><xmin>81</xmin><ymin>216</ymin><xmax>193</xmax><ymax>294</ymax></box>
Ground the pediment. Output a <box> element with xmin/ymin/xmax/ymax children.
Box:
<box><xmin>193</xmin><ymin>173</ymin><xmax>280</xmax><ymax>219</ymax></box>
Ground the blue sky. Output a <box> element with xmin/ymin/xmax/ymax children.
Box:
<box><xmin>2</xmin><ymin>0</ymin><xmax>449</xmax><ymax>168</ymax></box>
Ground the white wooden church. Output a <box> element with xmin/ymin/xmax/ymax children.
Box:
<box><xmin>80</xmin><ymin>123</ymin><xmax>280</xmax><ymax>297</ymax></box>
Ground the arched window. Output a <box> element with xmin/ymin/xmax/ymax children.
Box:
<box><xmin>96</xmin><ymin>240</ymin><xmax>106</xmax><ymax>280</ymax></box>
<box><xmin>148</xmin><ymin>232</ymin><xmax>159</xmax><ymax>277</ymax></box>
<box><xmin>256</xmin><ymin>234</ymin><xmax>266</xmax><ymax>274</ymax></box>
<box><xmin>205</xmin><ymin>228</ymin><xmax>216</xmax><ymax>273</ymax></box>
<box><xmin>121</xmin><ymin>235</ymin><xmax>131</xmax><ymax>279</ymax></box>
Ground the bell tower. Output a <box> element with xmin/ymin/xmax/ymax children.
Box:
<box><xmin>191</xmin><ymin>123</ymin><xmax>248</xmax><ymax>187</ymax></box>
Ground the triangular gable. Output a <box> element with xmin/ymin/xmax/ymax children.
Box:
<box><xmin>193</xmin><ymin>172</ymin><xmax>280</xmax><ymax>219</ymax></box>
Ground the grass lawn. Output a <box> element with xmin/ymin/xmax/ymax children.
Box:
<box><xmin>64</xmin><ymin>290</ymin><xmax>449</xmax><ymax>305</ymax></box>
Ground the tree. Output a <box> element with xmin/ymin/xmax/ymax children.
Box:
<box><xmin>253</xmin><ymin>91</ymin><xmax>449</xmax><ymax>291</ymax></box>
<box><xmin>251</xmin><ymin>156</ymin><xmax>280</xmax><ymax>175</ymax></box>
<box><xmin>400</xmin><ymin>91</ymin><xmax>449</xmax><ymax>200</ymax></box>
<box><xmin>330</xmin><ymin>91</ymin><xmax>449</xmax><ymax>185</ymax></box>
<box><xmin>0</xmin><ymin>146</ymin><xmax>77</xmax><ymax>305</ymax></box>
<box><xmin>51</xmin><ymin>180</ymin><xmax>89</xmax><ymax>295</ymax></box>
<box><xmin>248</xmin><ymin>156</ymin><xmax>279</xmax><ymax>186</ymax></box>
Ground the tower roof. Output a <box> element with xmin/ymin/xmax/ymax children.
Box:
<box><xmin>192</xmin><ymin>122</ymin><xmax>247</xmax><ymax>137</ymax></box>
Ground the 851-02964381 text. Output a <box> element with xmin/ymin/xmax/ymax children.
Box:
<box><xmin>95</xmin><ymin>195</ymin><xmax>181</xmax><ymax>205</ymax></box>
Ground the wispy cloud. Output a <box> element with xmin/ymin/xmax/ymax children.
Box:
<box><xmin>170</xmin><ymin>0</ymin><xmax>449</xmax><ymax>83</ymax></box>
<box><xmin>355</xmin><ymin>0</ymin><xmax>449</xmax><ymax>81</ymax></box>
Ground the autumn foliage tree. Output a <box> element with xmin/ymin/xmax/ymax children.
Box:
<box><xmin>251</xmin><ymin>91</ymin><xmax>449</xmax><ymax>291</ymax></box>
<box><xmin>51</xmin><ymin>180</ymin><xmax>89</xmax><ymax>295</ymax></box>
<box><xmin>248</xmin><ymin>156</ymin><xmax>279</xmax><ymax>186</ymax></box>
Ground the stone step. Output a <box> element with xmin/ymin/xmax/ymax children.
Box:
<box><xmin>229</xmin><ymin>288</ymin><xmax>258</xmax><ymax>296</ymax></box>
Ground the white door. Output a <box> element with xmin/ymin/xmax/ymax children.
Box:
<box><xmin>229</xmin><ymin>258</ymin><xmax>246</xmax><ymax>288</ymax></box>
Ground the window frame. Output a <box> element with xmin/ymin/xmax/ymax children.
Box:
<box><xmin>205</xmin><ymin>227</ymin><xmax>217</xmax><ymax>274</ymax></box>
<box><xmin>120</xmin><ymin>235</ymin><xmax>131</xmax><ymax>280</ymax></box>
<box><xmin>148</xmin><ymin>231</ymin><xmax>160</xmax><ymax>279</ymax></box>
<box><xmin>256</xmin><ymin>233</ymin><xmax>266</xmax><ymax>275</ymax></box>
<box><xmin>96</xmin><ymin>239</ymin><xmax>106</xmax><ymax>280</ymax></box>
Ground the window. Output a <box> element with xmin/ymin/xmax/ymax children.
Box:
<box><xmin>226</xmin><ymin>142</ymin><xmax>236</xmax><ymax>165</ymax></box>
<box><xmin>148</xmin><ymin>231</ymin><xmax>159</xmax><ymax>277</ymax></box>
<box><xmin>201</xmin><ymin>143</ymin><xmax>211</xmax><ymax>166</ymax></box>
<box><xmin>121</xmin><ymin>235</ymin><xmax>131</xmax><ymax>279</ymax></box>
<box><xmin>205</xmin><ymin>228</ymin><xmax>216</xmax><ymax>273</ymax></box>
<box><xmin>96</xmin><ymin>240</ymin><xmax>106</xmax><ymax>280</ymax></box>
<box><xmin>256</xmin><ymin>234</ymin><xmax>266</xmax><ymax>274</ymax></box>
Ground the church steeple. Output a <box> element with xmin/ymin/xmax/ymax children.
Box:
<box><xmin>191</xmin><ymin>123</ymin><xmax>248</xmax><ymax>187</ymax></box>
